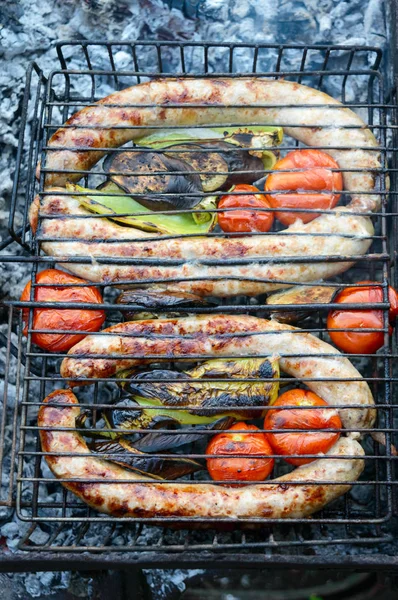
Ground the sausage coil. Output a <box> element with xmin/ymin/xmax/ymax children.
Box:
<box><xmin>39</xmin><ymin>315</ymin><xmax>373</xmax><ymax>520</ymax></box>
<box><xmin>60</xmin><ymin>314</ymin><xmax>376</xmax><ymax>434</ymax></box>
<box><xmin>39</xmin><ymin>390</ymin><xmax>364</xmax><ymax>521</ymax></box>
<box><xmin>32</xmin><ymin>78</ymin><xmax>382</xmax><ymax>297</ymax></box>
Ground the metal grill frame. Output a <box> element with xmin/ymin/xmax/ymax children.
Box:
<box><xmin>2</xmin><ymin>40</ymin><xmax>398</xmax><ymax>568</ymax></box>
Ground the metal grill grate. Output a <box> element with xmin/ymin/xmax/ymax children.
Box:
<box><xmin>2</xmin><ymin>41</ymin><xmax>398</xmax><ymax>562</ymax></box>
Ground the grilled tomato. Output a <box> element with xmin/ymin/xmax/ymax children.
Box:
<box><xmin>327</xmin><ymin>281</ymin><xmax>398</xmax><ymax>354</ymax></box>
<box><xmin>264</xmin><ymin>149</ymin><xmax>343</xmax><ymax>225</ymax></box>
<box><xmin>20</xmin><ymin>269</ymin><xmax>105</xmax><ymax>352</ymax></box>
<box><xmin>264</xmin><ymin>389</ymin><xmax>342</xmax><ymax>466</ymax></box>
<box><xmin>218</xmin><ymin>184</ymin><xmax>274</xmax><ymax>233</ymax></box>
<box><xmin>206</xmin><ymin>422</ymin><xmax>274</xmax><ymax>483</ymax></box>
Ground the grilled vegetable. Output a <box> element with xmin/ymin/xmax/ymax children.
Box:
<box><xmin>129</xmin><ymin>127</ymin><xmax>283</xmax><ymax>195</ymax></box>
<box><xmin>69</xmin><ymin>182</ymin><xmax>217</xmax><ymax>235</ymax></box>
<box><xmin>118</xmin><ymin>357</ymin><xmax>280</xmax><ymax>419</ymax></box>
<box><xmin>264</xmin><ymin>389</ymin><xmax>342</xmax><ymax>466</ymax></box>
<box><xmin>206</xmin><ymin>422</ymin><xmax>274</xmax><ymax>483</ymax></box>
<box><xmin>133</xmin><ymin>417</ymin><xmax>235</xmax><ymax>452</ymax></box>
<box><xmin>265</xmin><ymin>149</ymin><xmax>343</xmax><ymax>225</ymax></box>
<box><xmin>104</xmin><ymin>396</ymin><xmax>221</xmax><ymax>430</ymax></box>
<box><xmin>116</xmin><ymin>288</ymin><xmax>207</xmax><ymax>321</ymax></box>
<box><xmin>90</xmin><ymin>437</ymin><xmax>203</xmax><ymax>479</ymax></box>
<box><xmin>98</xmin><ymin>397</ymin><xmax>234</xmax><ymax>445</ymax></box>
<box><xmin>164</xmin><ymin>141</ymin><xmax>273</xmax><ymax>191</ymax></box>
<box><xmin>135</xmin><ymin>125</ymin><xmax>283</xmax><ymax>170</ymax></box>
<box><xmin>266</xmin><ymin>285</ymin><xmax>337</xmax><ymax>323</ymax></box>
<box><xmin>218</xmin><ymin>184</ymin><xmax>274</xmax><ymax>233</ymax></box>
<box><xmin>76</xmin><ymin>406</ymin><xmax>179</xmax><ymax>441</ymax></box>
<box><xmin>103</xmin><ymin>150</ymin><xmax>203</xmax><ymax>211</ymax></box>
<box><xmin>20</xmin><ymin>269</ymin><xmax>105</xmax><ymax>352</ymax></box>
<box><xmin>164</xmin><ymin>143</ymin><xmax>229</xmax><ymax>191</ymax></box>
<box><xmin>327</xmin><ymin>281</ymin><xmax>398</xmax><ymax>354</ymax></box>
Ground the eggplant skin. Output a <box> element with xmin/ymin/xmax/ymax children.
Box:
<box><xmin>121</xmin><ymin>358</ymin><xmax>279</xmax><ymax>418</ymax></box>
<box><xmin>91</xmin><ymin>438</ymin><xmax>202</xmax><ymax>479</ymax></box>
<box><xmin>105</xmin><ymin>397</ymin><xmax>148</xmax><ymax>430</ymax></box>
<box><xmin>116</xmin><ymin>289</ymin><xmax>207</xmax><ymax>321</ymax></box>
<box><xmin>105</xmin><ymin>150</ymin><xmax>203</xmax><ymax>211</ymax></box>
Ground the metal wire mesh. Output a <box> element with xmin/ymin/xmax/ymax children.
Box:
<box><xmin>3</xmin><ymin>41</ymin><xmax>398</xmax><ymax>558</ymax></box>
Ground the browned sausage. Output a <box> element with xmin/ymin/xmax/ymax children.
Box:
<box><xmin>32</xmin><ymin>78</ymin><xmax>382</xmax><ymax>296</ymax></box>
<box><xmin>39</xmin><ymin>389</ymin><xmax>365</xmax><ymax>520</ymax></box>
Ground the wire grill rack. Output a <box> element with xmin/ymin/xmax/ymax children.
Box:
<box><xmin>2</xmin><ymin>41</ymin><xmax>398</xmax><ymax>564</ymax></box>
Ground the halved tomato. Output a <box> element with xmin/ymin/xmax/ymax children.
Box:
<box><xmin>327</xmin><ymin>281</ymin><xmax>398</xmax><ymax>354</ymax></box>
<box><xmin>264</xmin><ymin>389</ymin><xmax>342</xmax><ymax>466</ymax></box>
<box><xmin>206</xmin><ymin>422</ymin><xmax>274</xmax><ymax>483</ymax></box>
<box><xmin>218</xmin><ymin>184</ymin><xmax>274</xmax><ymax>233</ymax></box>
<box><xmin>20</xmin><ymin>269</ymin><xmax>105</xmax><ymax>352</ymax></box>
<box><xmin>264</xmin><ymin>149</ymin><xmax>343</xmax><ymax>226</ymax></box>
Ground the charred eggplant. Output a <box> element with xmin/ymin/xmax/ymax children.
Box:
<box><xmin>116</xmin><ymin>288</ymin><xmax>207</xmax><ymax>321</ymax></box>
<box><xmin>103</xmin><ymin>150</ymin><xmax>203</xmax><ymax>211</ymax></box>
<box><xmin>104</xmin><ymin>395</ymin><xmax>221</xmax><ymax>430</ymax></box>
<box><xmin>133</xmin><ymin>416</ymin><xmax>235</xmax><ymax>453</ymax></box>
<box><xmin>135</xmin><ymin>125</ymin><xmax>283</xmax><ymax>171</ymax></box>
<box><xmin>164</xmin><ymin>144</ymin><xmax>228</xmax><ymax>191</ymax></box>
<box><xmin>90</xmin><ymin>437</ymin><xmax>203</xmax><ymax>479</ymax></box>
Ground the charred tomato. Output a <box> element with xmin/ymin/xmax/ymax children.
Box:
<box><xmin>206</xmin><ymin>422</ymin><xmax>274</xmax><ymax>483</ymax></box>
<box><xmin>20</xmin><ymin>269</ymin><xmax>105</xmax><ymax>352</ymax></box>
<box><xmin>264</xmin><ymin>149</ymin><xmax>343</xmax><ymax>226</ymax></box>
<box><xmin>327</xmin><ymin>281</ymin><xmax>398</xmax><ymax>354</ymax></box>
<box><xmin>218</xmin><ymin>184</ymin><xmax>274</xmax><ymax>233</ymax></box>
<box><xmin>264</xmin><ymin>389</ymin><xmax>342</xmax><ymax>466</ymax></box>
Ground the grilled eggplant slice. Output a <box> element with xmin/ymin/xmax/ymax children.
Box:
<box><xmin>103</xmin><ymin>150</ymin><xmax>203</xmax><ymax>211</ymax></box>
<box><xmin>162</xmin><ymin>141</ymin><xmax>275</xmax><ymax>190</ymax></box>
<box><xmin>90</xmin><ymin>437</ymin><xmax>203</xmax><ymax>479</ymax></box>
<box><xmin>266</xmin><ymin>285</ymin><xmax>337</xmax><ymax>323</ymax></box>
<box><xmin>164</xmin><ymin>144</ymin><xmax>228</xmax><ymax>191</ymax></box>
<box><xmin>201</xmin><ymin>141</ymin><xmax>273</xmax><ymax>187</ymax></box>
<box><xmin>118</xmin><ymin>357</ymin><xmax>279</xmax><ymax>419</ymax></box>
<box><xmin>116</xmin><ymin>288</ymin><xmax>207</xmax><ymax>321</ymax></box>
<box><xmin>133</xmin><ymin>416</ymin><xmax>235</xmax><ymax>452</ymax></box>
<box><xmin>135</xmin><ymin>126</ymin><xmax>283</xmax><ymax>171</ymax></box>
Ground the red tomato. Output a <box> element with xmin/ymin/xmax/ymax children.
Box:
<box><xmin>206</xmin><ymin>422</ymin><xmax>274</xmax><ymax>483</ymax></box>
<box><xmin>264</xmin><ymin>389</ymin><xmax>342</xmax><ymax>466</ymax></box>
<box><xmin>264</xmin><ymin>149</ymin><xmax>343</xmax><ymax>226</ymax></box>
<box><xmin>218</xmin><ymin>184</ymin><xmax>274</xmax><ymax>233</ymax></box>
<box><xmin>327</xmin><ymin>281</ymin><xmax>398</xmax><ymax>354</ymax></box>
<box><xmin>20</xmin><ymin>269</ymin><xmax>106</xmax><ymax>352</ymax></box>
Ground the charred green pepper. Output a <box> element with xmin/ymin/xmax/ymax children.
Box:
<box><xmin>118</xmin><ymin>357</ymin><xmax>280</xmax><ymax>420</ymax></box>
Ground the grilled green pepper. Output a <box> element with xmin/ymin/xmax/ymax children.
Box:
<box><xmin>118</xmin><ymin>357</ymin><xmax>280</xmax><ymax>421</ymax></box>
<box><xmin>69</xmin><ymin>182</ymin><xmax>217</xmax><ymax>235</ymax></box>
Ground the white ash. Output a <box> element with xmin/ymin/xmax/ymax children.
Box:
<box><xmin>0</xmin><ymin>0</ymin><xmax>392</xmax><ymax>597</ymax></box>
<box><xmin>143</xmin><ymin>569</ymin><xmax>205</xmax><ymax>600</ymax></box>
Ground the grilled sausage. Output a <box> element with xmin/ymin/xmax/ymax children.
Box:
<box><xmin>39</xmin><ymin>389</ymin><xmax>364</xmax><ymax>520</ymax></box>
<box><xmin>32</xmin><ymin>191</ymin><xmax>374</xmax><ymax>297</ymax></box>
<box><xmin>32</xmin><ymin>78</ymin><xmax>383</xmax><ymax>297</ymax></box>
<box><xmin>61</xmin><ymin>315</ymin><xmax>376</xmax><ymax>435</ymax></box>
<box><xmin>40</xmin><ymin>78</ymin><xmax>381</xmax><ymax>211</ymax></box>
